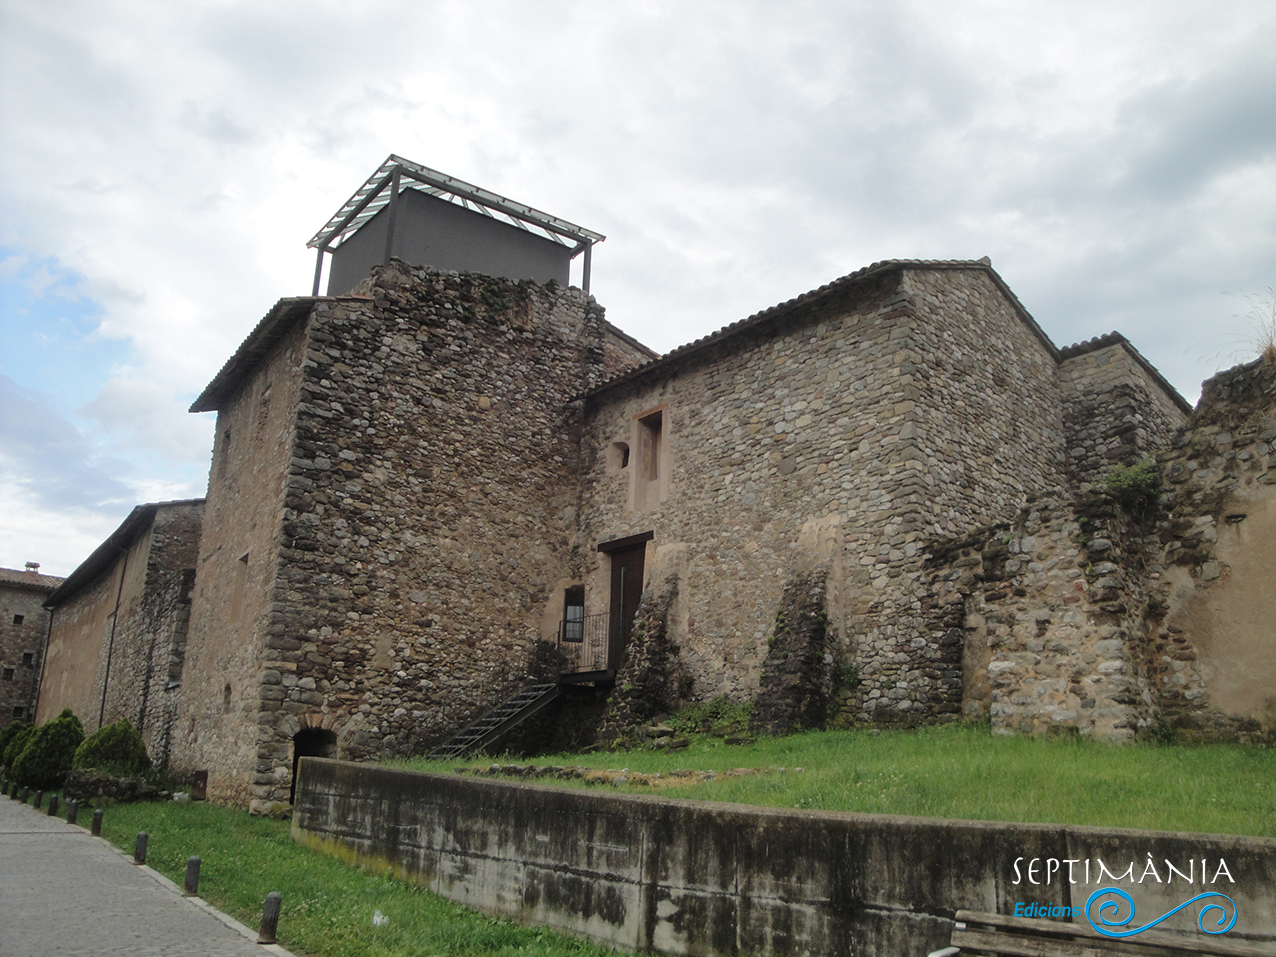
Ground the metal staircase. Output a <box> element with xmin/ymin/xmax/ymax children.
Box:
<box><xmin>427</xmin><ymin>682</ymin><xmax>562</xmax><ymax>760</ymax></box>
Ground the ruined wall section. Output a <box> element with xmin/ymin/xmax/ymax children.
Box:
<box><xmin>1149</xmin><ymin>358</ymin><xmax>1276</xmax><ymax>743</ymax></box>
<box><xmin>578</xmin><ymin>266</ymin><xmax>1067</xmax><ymax>726</ymax></box>
<box><xmin>925</xmin><ymin>490</ymin><xmax>1161</xmax><ymax>741</ymax></box>
<box><xmin>177</xmin><ymin>317</ymin><xmax>311</xmax><ymax>804</ymax></box>
<box><xmin>1058</xmin><ymin>336</ymin><xmax>1188</xmax><ymax>485</ymax></box>
<box><xmin>252</xmin><ymin>263</ymin><xmax>613</xmax><ymax>804</ymax></box>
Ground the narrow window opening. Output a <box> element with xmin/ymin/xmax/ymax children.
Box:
<box><xmin>2</xmin><ymin>667</ymin><xmax>14</xmax><ymax>681</ymax></box>
<box><xmin>12</xmin><ymin>614</ymin><xmax>24</xmax><ymax>625</ymax></box>
<box><xmin>21</xmin><ymin>652</ymin><xmax>34</xmax><ymax>667</ymax></box>
<box><xmin>11</xmin><ymin>706</ymin><xmax>23</xmax><ymax>719</ymax></box>
<box><xmin>223</xmin><ymin>682</ymin><xmax>232</xmax><ymax>713</ymax></box>
<box><xmin>230</xmin><ymin>553</ymin><xmax>249</xmax><ymax>626</ymax></box>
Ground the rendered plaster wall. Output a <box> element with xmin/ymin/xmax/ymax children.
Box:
<box><xmin>1057</xmin><ymin>338</ymin><xmax>1188</xmax><ymax>484</ymax></box>
<box><xmin>1149</xmin><ymin>358</ymin><xmax>1276</xmax><ymax>742</ymax></box>
<box><xmin>0</xmin><ymin>582</ymin><xmax>54</xmax><ymax>727</ymax></box>
<box><xmin>294</xmin><ymin>759</ymin><xmax>1276</xmax><ymax>957</ymax></box>
<box><xmin>177</xmin><ymin>313</ymin><xmax>311</xmax><ymax>805</ymax></box>
<box><xmin>228</xmin><ymin>264</ymin><xmax>634</xmax><ymax>807</ymax></box>
<box><xmin>576</xmin><ymin>265</ymin><xmax>1068</xmax><ymax>723</ymax></box>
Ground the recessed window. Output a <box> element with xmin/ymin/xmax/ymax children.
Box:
<box><xmin>12</xmin><ymin>614</ymin><xmax>24</xmax><ymax>625</ymax></box>
<box><xmin>633</xmin><ymin>407</ymin><xmax>670</xmax><ymax>511</ymax></box>
<box><xmin>2</xmin><ymin>668</ymin><xmax>13</xmax><ymax>681</ymax></box>
<box><xmin>11</xmin><ymin>706</ymin><xmax>23</xmax><ymax>719</ymax></box>
<box><xmin>21</xmin><ymin>652</ymin><xmax>33</xmax><ymax>667</ymax></box>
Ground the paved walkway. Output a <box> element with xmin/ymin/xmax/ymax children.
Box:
<box><xmin>0</xmin><ymin>793</ymin><xmax>297</xmax><ymax>957</ymax></box>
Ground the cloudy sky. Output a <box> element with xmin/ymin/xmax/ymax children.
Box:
<box><xmin>1</xmin><ymin>0</ymin><xmax>1273</xmax><ymax>576</ymax></box>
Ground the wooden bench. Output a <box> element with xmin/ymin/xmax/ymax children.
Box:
<box><xmin>927</xmin><ymin>909</ymin><xmax>1276</xmax><ymax>957</ymax></box>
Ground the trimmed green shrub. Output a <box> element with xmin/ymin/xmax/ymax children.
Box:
<box><xmin>73</xmin><ymin>718</ymin><xmax>151</xmax><ymax>775</ymax></box>
<box><xmin>10</xmin><ymin>708</ymin><xmax>84</xmax><ymax>790</ymax></box>
<box><xmin>1</xmin><ymin>721</ymin><xmax>35</xmax><ymax>771</ymax></box>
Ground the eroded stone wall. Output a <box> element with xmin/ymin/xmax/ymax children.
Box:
<box><xmin>1149</xmin><ymin>358</ymin><xmax>1276</xmax><ymax>742</ymax></box>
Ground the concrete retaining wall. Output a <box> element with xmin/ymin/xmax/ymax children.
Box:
<box><xmin>293</xmin><ymin>759</ymin><xmax>1276</xmax><ymax>956</ymax></box>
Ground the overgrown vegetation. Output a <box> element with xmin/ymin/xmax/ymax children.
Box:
<box><xmin>73</xmin><ymin>717</ymin><xmax>151</xmax><ymax>775</ymax></box>
<box><xmin>8</xmin><ymin>708</ymin><xmax>84</xmax><ymax>789</ymax></box>
<box><xmin>409</xmin><ymin>722</ymin><xmax>1276</xmax><ymax>838</ymax></box>
<box><xmin>667</xmin><ymin>695</ymin><xmax>752</xmax><ymax>737</ymax></box>
<box><xmin>95</xmin><ymin>802</ymin><xmax>619</xmax><ymax>957</ymax></box>
<box><xmin>1102</xmin><ymin>456</ymin><xmax>1161</xmax><ymax>520</ymax></box>
<box><xmin>0</xmin><ymin>719</ymin><xmax>33</xmax><ymax>770</ymax></box>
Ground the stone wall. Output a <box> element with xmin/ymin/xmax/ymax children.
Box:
<box><xmin>0</xmin><ymin>572</ymin><xmax>59</xmax><ymax>727</ymax></box>
<box><xmin>923</xmin><ymin>488</ymin><xmax>1164</xmax><ymax>740</ymax></box>
<box><xmin>1057</xmin><ymin>334</ymin><xmax>1190</xmax><ymax>484</ymax></box>
<box><xmin>178</xmin><ymin>306</ymin><xmax>312</xmax><ymax>805</ymax></box>
<box><xmin>575</xmin><ymin>263</ymin><xmax>1071</xmax><ymax>726</ymax></box>
<box><xmin>1148</xmin><ymin>357</ymin><xmax>1276</xmax><ymax>742</ymax></box>
<box><xmin>39</xmin><ymin>502</ymin><xmax>202</xmax><ymax>764</ymax></box>
<box><xmin>294</xmin><ymin>759</ymin><xmax>1276</xmax><ymax>957</ymax></box>
<box><xmin>180</xmin><ymin>263</ymin><xmax>645</xmax><ymax>807</ymax></box>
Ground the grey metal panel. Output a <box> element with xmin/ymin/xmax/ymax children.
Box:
<box><xmin>327</xmin><ymin>189</ymin><xmax>573</xmax><ymax>295</ymax></box>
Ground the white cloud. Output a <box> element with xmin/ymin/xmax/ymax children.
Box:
<box><xmin>0</xmin><ymin>0</ymin><xmax>1273</xmax><ymax>568</ymax></box>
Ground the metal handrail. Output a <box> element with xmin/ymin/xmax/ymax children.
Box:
<box><xmin>558</xmin><ymin>613</ymin><xmax>610</xmax><ymax>673</ymax></box>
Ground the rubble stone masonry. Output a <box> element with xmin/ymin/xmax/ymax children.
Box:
<box><xmin>0</xmin><ymin>569</ymin><xmax>61</xmax><ymax>728</ymax></box>
<box><xmin>577</xmin><ymin>264</ymin><xmax>1075</xmax><ymax>724</ymax></box>
<box><xmin>180</xmin><ymin>263</ymin><xmax>635</xmax><ymax>805</ymax></box>
<box><xmin>39</xmin><ymin>501</ymin><xmax>202</xmax><ymax>763</ymax></box>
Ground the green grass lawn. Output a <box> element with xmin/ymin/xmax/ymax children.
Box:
<box><xmin>96</xmin><ymin>801</ymin><xmax>620</xmax><ymax>957</ymax></box>
<box><xmin>402</xmin><ymin>722</ymin><xmax>1276</xmax><ymax>837</ymax></box>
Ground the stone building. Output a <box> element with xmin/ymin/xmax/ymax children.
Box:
<box><xmin>0</xmin><ymin>564</ymin><xmax>63</xmax><ymax>728</ymax></box>
<box><xmin>170</xmin><ymin>239</ymin><xmax>1203</xmax><ymax>808</ymax></box>
<box><xmin>37</xmin><ymin>499</ymin><xmax>204</xmax><ymax>764</ymax></box>
<box><xmin>33</xmin><ymin>159</ymin><xmax>1273</xmax><ymax>810</ymax></box>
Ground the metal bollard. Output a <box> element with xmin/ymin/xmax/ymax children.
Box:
<box><xmin>33</xmin><ymin>790</ymin><xmax>43</xmax><ymax>809</ymax></box>
<box><xmin>133</xmin><ymin>831</ymin><xmax>148</xmax><ymax>865</ymax></box>
<box><xmin>91</xmin><ymin>808</ymin><xmax>103</xmax><ymax>836</ymax></box>
<box><xmin>257</xmin><ymin>891</ymin><xmax>282</xmax><ymax>944</ymax></box>
<box><xmin>66</xmin><ymin>800</ymin><xmax>78</xmax><ymax>825</ymax></box>
<box><xmin>47</xmin><ymin>794</ymin><xmax>59</xmax><ymax>816</ymax></box>
<box><xmin>183</xmin><ymin>856</ymin><xmax>201</xmax><ymax>896</ymax></box>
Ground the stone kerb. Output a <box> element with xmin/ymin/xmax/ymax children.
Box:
<box><xmin>293</xmin><ymin>758</ymin><xmax>1276</xmax><ymax>957</ymax></box>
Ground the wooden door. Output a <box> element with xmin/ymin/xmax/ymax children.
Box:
<box><xmin>608</xmin><ymin>544</ymin><xmax>646</xmax><ymax>669</ymax></box>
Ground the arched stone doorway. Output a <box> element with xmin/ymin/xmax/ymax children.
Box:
<box><xmin>290</xmin><ymin>727</ymin><xmax>337</xmax><ymax>804</ymax></box>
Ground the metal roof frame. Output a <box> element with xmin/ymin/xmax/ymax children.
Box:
<box><xmin>307</xmin><ymin>155</ymin><xmax>605</xmax><ymax>294</ymax></box>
